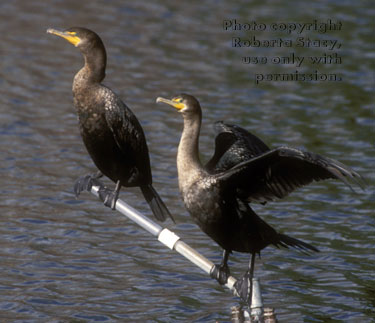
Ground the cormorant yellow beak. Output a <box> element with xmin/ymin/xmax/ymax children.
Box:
<box><xmin>156</xmin><ymin>97</ymin><xmax>186</xmax><ymax>111</ymax></box>
<box><xmin>47</xmin><ymin>28</ymin><xmax>81</xmax><ymax>47</ymax></box>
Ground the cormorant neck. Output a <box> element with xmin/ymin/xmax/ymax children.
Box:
<box><xmin>74</xmin><ymin>45</ymin><xmax>107</xmax><ymax>87</ymax></box>
<box><xmin>177</xmin><ymin>111</ymin><xmax>203</xmax><ymax>189</ymax></box>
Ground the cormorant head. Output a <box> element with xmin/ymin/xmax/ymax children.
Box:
<box><xmin>156</xmin><ymin>94</ymin><xmax>202</xmax><ymax>116</ymax></box>
<box><xmin>47</xmin><ymin>27</ymin><xmax>105</xmax><ymax>55</ymax></box>
<box><xmin>47</xmin><ymin>27</ymin><xmax>107</xmax><ymax>82</ymax></box>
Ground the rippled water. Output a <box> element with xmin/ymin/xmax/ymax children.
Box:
<box><xmin>1</xmin><ymin>0</ymin><xmax>374</xmax><ymax>322</ymax></box>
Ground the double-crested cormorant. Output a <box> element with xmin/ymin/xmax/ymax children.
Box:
<box><xmin>47</xmin><ymin>27</ymin><xmax>173</xmax><ymax>222</ymax></box>
<box><xmin>157</xmin><ymin>93</ymin><xmax>363</xmax><ymax>303</ymax></box>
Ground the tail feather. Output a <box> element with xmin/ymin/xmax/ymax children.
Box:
<box><xmin>140</xmin><ymin>185</ymin><xmax>175</xmax><ymax>223</ymax></box>
<box><xmin>275</xmin><ymin>233</ymin><xmax>319</xmax><ymax>253</ymax></box>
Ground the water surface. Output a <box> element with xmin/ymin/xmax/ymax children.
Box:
<box><xmin>0</xmin><ymin>0</ymin><xmax>374</xmax><ymax>321</ymax></box>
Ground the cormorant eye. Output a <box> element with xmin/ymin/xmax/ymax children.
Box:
<box><xmin>173</xmin><ymin>97</ymin><xmax>183</xmax><ymax>103</ymax></box>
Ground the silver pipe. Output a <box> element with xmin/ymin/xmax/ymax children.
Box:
<box><xmin>91</xmin><ymin>185</ymin><xmax>162</xmax><ymax>236</ymax></box>
<box><xmin>89</xmin><ymin>184</ymin><xmax>263</xmax><ymax>312</ymax></box>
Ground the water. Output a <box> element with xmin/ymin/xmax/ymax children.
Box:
<box><xmin>0</xmin><ymin>0</ymin><xmax>374</xmax><ymax>321</ymax></box>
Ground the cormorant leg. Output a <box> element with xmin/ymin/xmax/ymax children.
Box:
<box><xmin>234</xmin><ymin>252</ymin><xmax>256</xmax><ymax>306</ymax></box>
<box><xmin>73</xmin><ymin>171</ymin><xmax>104</xmax><ymax>198</ymax></box>
<box><xmin>98</xmin><ymin>180</ymin><xmax>121</xmax><ymax>210</ymax></box>
<box><xmin>210</xmin><ymin>250</ymin><xmax>231</xmax><ymax>285</ymax></box>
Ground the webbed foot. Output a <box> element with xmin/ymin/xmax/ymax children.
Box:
<box><xmin>97</xmin><ymin>187</ymin><xmax>118</xmax><ymax>210</ymax></box>
<box><xmin>210</xmin><ymin>262</ymin><xmax>230</xmax><ymax>285</ymax></box>
<box><xmin>234</xmin><ymin>252</ymin><xmax>256</xmax><ymax>306</ymax></box>
<box><xmin>97</xmin><ymin>180</ymin><xmax>121</xmax><ymax>210</ymax></box>
<box><xmin>73</xmin><ymin>172</ymin><xmax>103</xmax><ymax>198</ymax></box>
<box><xmin>234</xmin><ymin>270</ymin><xmax>252</xmax><ymax>304</ymax></box>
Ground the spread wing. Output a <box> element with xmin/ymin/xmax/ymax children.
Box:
<box><xmin>217</xmin><ymin>146</ymin><xmax>364</xmax><ymax>203</ymax></box>
<box><xmin>205</xmin><ymin>121</ymin><xmax>270</xmax><ymax>173</ymax></box>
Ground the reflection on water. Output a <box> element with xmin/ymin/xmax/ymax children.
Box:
<box><xmin>0</xmin><ymin>0</ymin><xmax>374</xmax><ymax>321</ymax></box>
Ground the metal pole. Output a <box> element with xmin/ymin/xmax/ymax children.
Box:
<box><xmin>90</xmin><ymin>184</ymin><xmax>237</xmax><ymax>291</ymax></box>
<box><xmin>89</xmin><ymin>184</ymin><xmax>264</xmax><ymax>315</ymax></box>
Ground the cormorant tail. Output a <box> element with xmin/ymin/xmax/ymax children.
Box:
<box><xmin>140</xmin><ymin>185</ymin><xmax>175</xmax><ymax>223</ymax></box>
<box><xmin>274</xmin><ymin>233</ymin><xmax>319</xmax><ymax>253</ymax></box>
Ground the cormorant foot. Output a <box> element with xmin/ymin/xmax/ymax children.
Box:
<box><xmin>210</xmin><ymin>263</ymin><xmax>230</xmax><ymax>285</ymax></box>
<box><xmin>74</xmin><ymin>174</ymin><xmax>104</xmax><ymax>198</ymax></box>
<box><xmin>97</xmin><ymin>186</ymin><xmax>119</xmax><ymax>210</ymax></box>
<box><xmin>234</xmin><ymin>270</ymin><xmax>252</xmax><ymax>305</ymax></box>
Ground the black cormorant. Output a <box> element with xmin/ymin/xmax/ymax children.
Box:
<box><xmin>157</xmin><ymin>93</ymin><xmax>363</xmax><ymax>304</ymax></box>
<box><xmin>47</xmin><ymin>27</ymin><xmax>173</xmax><ymax>222</ymax></box>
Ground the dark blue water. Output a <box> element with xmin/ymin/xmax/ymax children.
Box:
<box><xmin>0</xmin><ymin>0</ymin><xmax>373</xmax><ymax>321</ymax></box>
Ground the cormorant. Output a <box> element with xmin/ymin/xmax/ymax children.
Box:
<box><xmin>157</xmin><ymin>93</ymin><xmax>363</xmax><ymax>304</ymax></box>
<box><xmin>47</xmin><ymin>27</ymin><xmax>173</xmax><ymax>222</ymax></box>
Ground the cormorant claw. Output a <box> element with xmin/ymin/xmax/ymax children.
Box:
<box><xmin>210</xmin><ymin>263</ymin><xmax>230</xmax><ymax>285</ymax></box>
<box><xmin>73</xmin><ymin>173</ymin><xmax>104</xmax><ymax>198</ymax></box>
<box><xmin>73</xmin><ymin>172</ymin><xmax>119</xmax><ymax>210</ymax></box>
<box><xmin>234</xmin><ymin>270</ymin><xmax>252</xmax><ymax>305</ymax></box>
<box><xmin>97</xmin><ymin>186</ymin><xmax>119</xmax><ymax>210</ymax></box>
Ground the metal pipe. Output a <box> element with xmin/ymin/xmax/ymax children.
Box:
<box><xmin>89</xmin><ymin>184</ymin><xmax>263</xmax><ymax>311</ymax></box>
<box><xmin>91</xmin><ymin>185</ymin><xmax>162</xmax><ymax>236</ymax></box>
<box><xmin>250</xmin><ymin>278</ymin><xmax>264</xmax><ymax>321</ymax></box>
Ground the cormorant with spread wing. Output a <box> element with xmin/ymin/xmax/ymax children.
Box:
<box><xmin>157</xmin><ymin>93</ymin><xmax>363</xmax><ymax>304</ymax></box>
